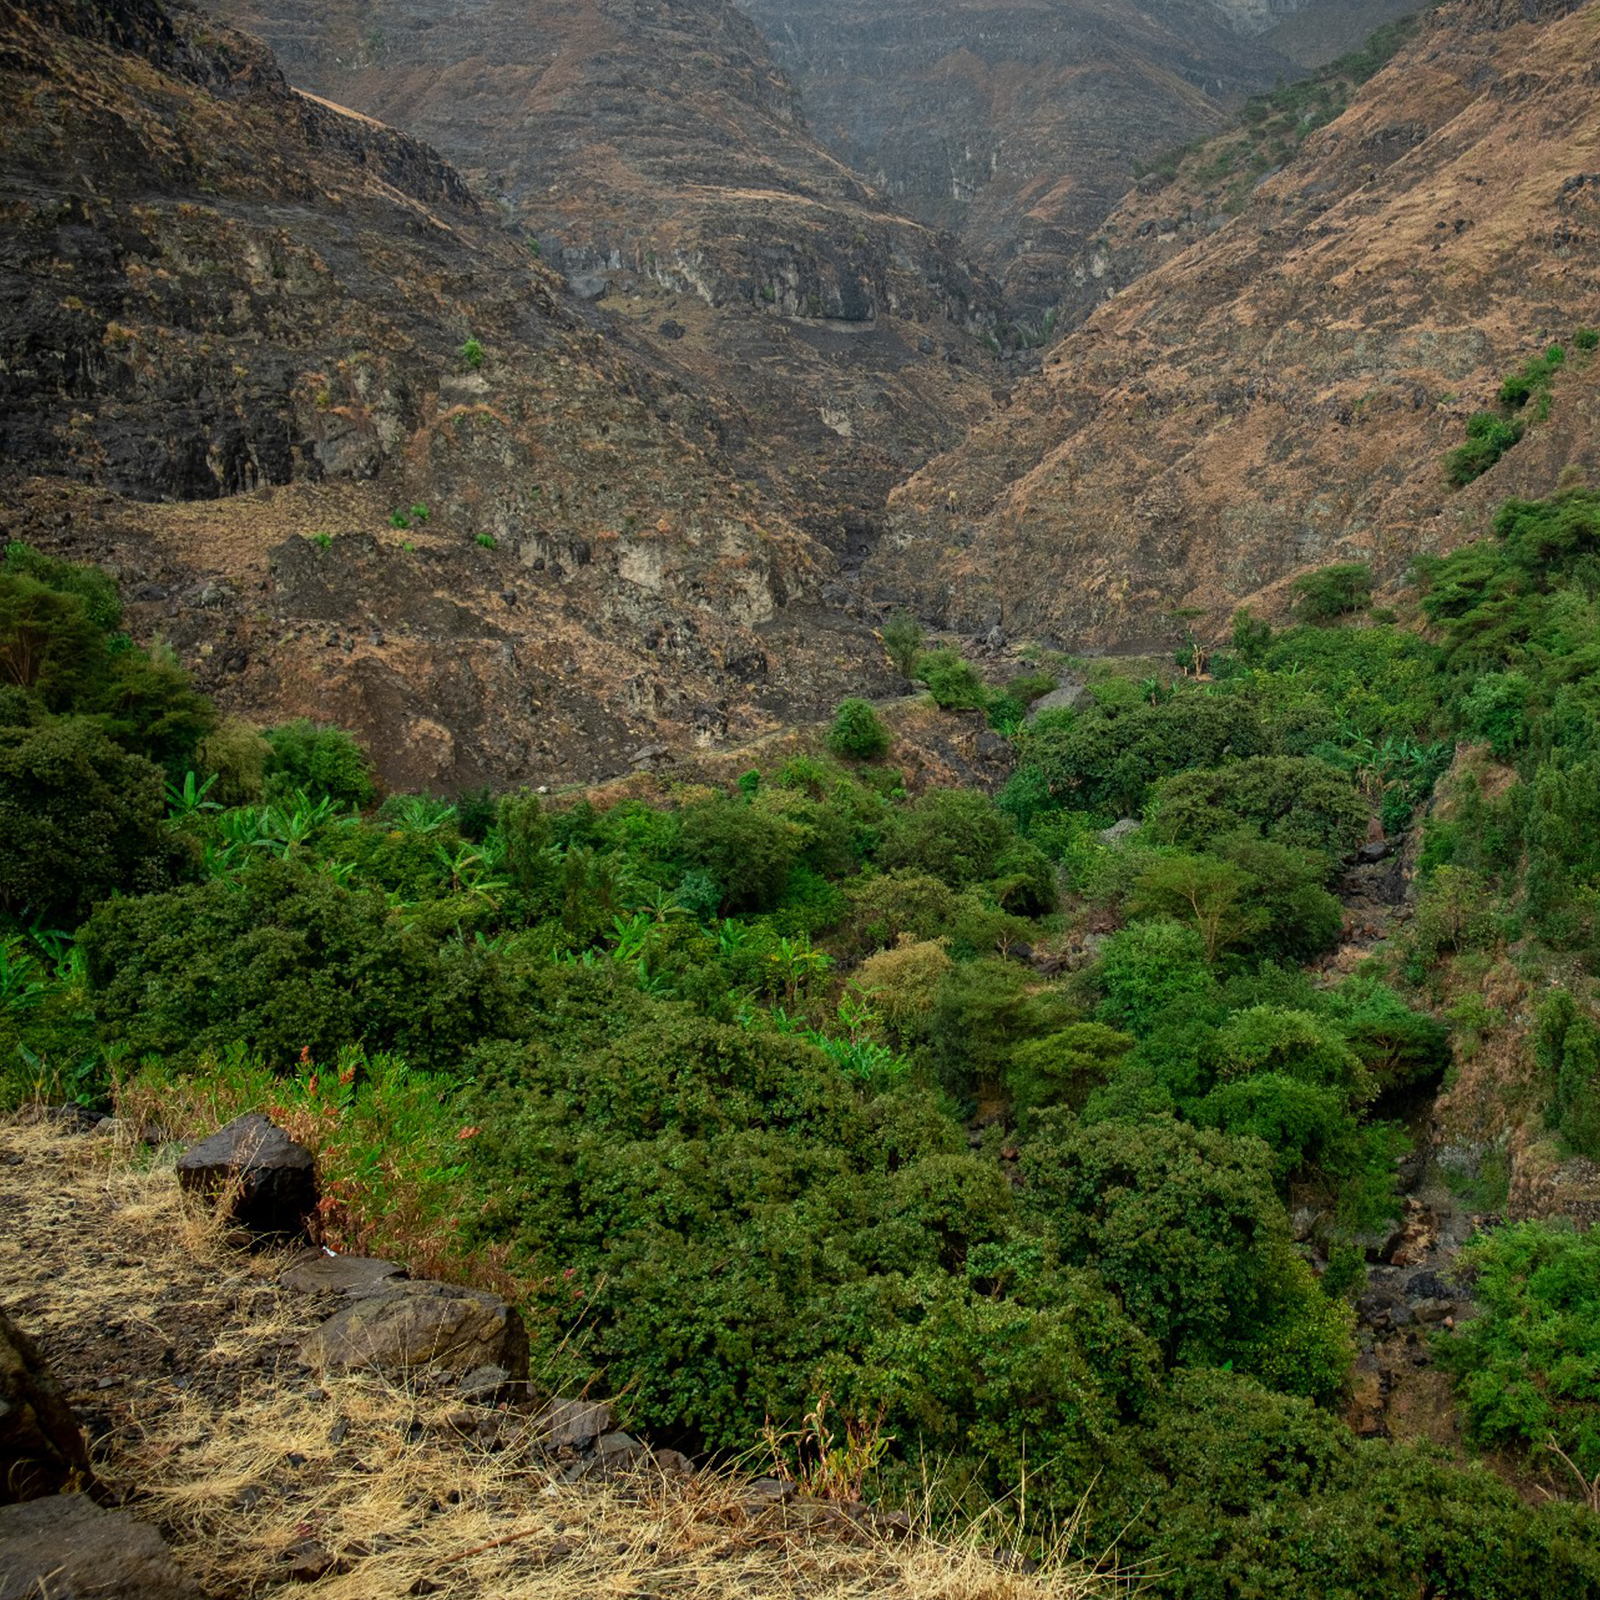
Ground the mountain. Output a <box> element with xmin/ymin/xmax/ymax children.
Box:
<box><xmin>863</xmin><ymin>0</ymin><xmax>1600</xmax><ymax>649</ymax></box>
<box><xmin>735</xmin><ymin>0</ymin><xmax>1421</xmax><ymax>320</ymax></box>
<box><xmin>0</xmin><ymin>0</ymin><xmax>904</xmax><ymax>791</ymax></box>
<box><xmin>203</xmin><ymin>0</ymin><xmax>1011</xmax><ymax>541</ymax></box>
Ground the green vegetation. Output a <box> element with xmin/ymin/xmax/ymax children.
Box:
<box><xmin>5</xmin><ymin>519</ymin><xmax>1600</xmax><ymax>1594</ymax></box>
<box><xmin>1292</xmin><ymin>561</ymin><xmax>1373</xmax><ymax>622</ymax></box>
<box><xmin>826</xmin><ymin>697</ymin><xmax>891</xmax><ymax>761</ymax></box>
<box><xmin>459</xmin><ymin>336</ymin><xmax>484</xmax><ymax>370</ymax></box>
<box><xmin>475</xmin><ymin>532</ymin><xmax>498</xmax><ymax>550</ymax></box>
<box><xmin>1138</xmin><ymin>14</ymin><xmax>1423</xmax><ymax>205</ymax></box>
<box><xmin>880</xmin><ymin>612</ymin><xmax>924</xmax><ymax>677</ymax></box>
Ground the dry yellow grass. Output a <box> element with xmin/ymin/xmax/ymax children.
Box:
<box><xmin>0</xmin><ymin>1117</ymin><xmax>1121</xmax><ymax>1599</ymax></box>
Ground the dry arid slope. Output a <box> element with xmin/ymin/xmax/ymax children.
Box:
<box><xmin>866</xmin><ymin>0</ymin><xmax>1600</xmax><ymax>648</ymax></box>
<box><xmin>737</xmin><ymin>0</ymin><xmax>1421</xmax><ymax>320</ymax></box>
<box><xmin>205</xmin><ymin>0</ymin><xmax>1010</xmax><ymax>539</ymax></box>
<box><xmin>0</xmin><ymin>0</ymin><xmax>906</xmax><ymax>792</ymax></box>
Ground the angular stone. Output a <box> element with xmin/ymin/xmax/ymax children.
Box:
<box><xmin>534</xmin><ymin>1397</ymin><xmax>613</xmax><ymax>1450</ymax></box>
<box><xmin>456</xmin><ymin>1363</ymin><xmax>516</xmax><ymax>1402</ymax></box>
<box><xmin>176</xmin><ymin>1114</ymin><xmax>316</xmax><ymax>1239</ymax></box>
<box><xmin>0</xmin><ymin>1494</ymin><xmax>200</xmax><ymax>1599</ymax></box>
<box><xmin>280</xmin><ymin>1252</ymin><xmax>406</xmax><ymax>1295</ymax></box>
<box><xmin>298</xmin><ymin>1281</ymin><xmax>528</xmax><ymax>1379</ymax></box>
<box><xmin>1</xmin><ymin>1305</ymin><xmax>94</xmax><ymax>1504</ymax></box>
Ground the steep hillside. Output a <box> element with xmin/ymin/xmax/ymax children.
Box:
<box><xmin>866</xmin><ymin>0</ymin><xmax>1600</xmax><ymax>648</ymax></box>
<box><xmin>205</xmin><ymin>0</ymin><xmax>1008</xmax><ymax>537</ymax></box>
<box><xmin>737</xmin><ymin>0</ymin><xmax>1420</xmax><ymax>320</ymax></box>
<box><xmin>0</xmin><ymin>0</ymin><xmax>901</xmax><ymax>792</ymax></box>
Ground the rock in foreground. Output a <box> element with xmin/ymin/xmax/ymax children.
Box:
<box><xmin>176</xmin><ymin>1113</ymin><xmax>317</xmax><ymax>1238</ymax></box>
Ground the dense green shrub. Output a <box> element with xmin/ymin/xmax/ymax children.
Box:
<box><xmin>1446</xmin><ymin>412</ymin><xmax>1523</xmax><ymax>486</ymax></box>
<box><xmin>1150</xmin><ymin>755</ymin><xmax>1367</xmax><ymax>868</ymax></box>
<box><xmin>1291</xmin><ymin>562</ymin><xmax>1372</xmax><ymax>622</ymax></box>
<box><xmin>1021</xmin><ymin>1113</ymin><xmax>1350</xmax><ymax>1392</ymax></box>
<box><xmin>880</xmin><ymin>612</ymin><xmax>923</xmax><ymax>676</ymax></box>
<box><xmin>1018</xmin><ymin>692</ymin><xmax>1273</xmax><ymax>815</ymax></box>
<box><xmin>80</xmin><ymin>860</ymin><xmax>504</xmax><ymax>1071</ymax></box>
<box><xmin>1535</xmin><ymin>990</ymin><xmax>1600</xmax><ymax>1156</ymax></box>
<box><xmin>825</xmin><ymin>697</ymin><xmax>891</xmax><ymax>760</ymax></box>
<box><xmin>263</xmin><ymin>719</ymin><xmax>375</xmax><ymax>808</ymax></box>
<box><xmin>1436</xmin><ymin>1220</ymin><xmax>1600</xmax><ymax>1477</ymax></box>
<box><xmin>0</xmin><ymin>719</ymin><xmax>178</xmax><ymax>926</ymax></box>
<box><xmin>913</xmin><ymin>648</ymin><xmax>986</xmax><ymax>711</ymax></box>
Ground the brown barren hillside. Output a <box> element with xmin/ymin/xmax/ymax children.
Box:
<box><xmin>738</xmin><ymin>0</ymin><xmax>1422</xmax><ymax>321</ymax></box>
<box><xmin>0</xmin><ymin>0</ymin><xmax>904</xmax><ymax>792</ymax></box>
<box><xmin>865</xmin><ymin>0</ymin><xmax>1600</xmax><ymax>648</ymax></box>
<box><xmin>206</xmin><ymin>0</ymin><xmax>1009</xmax><ymax>536</ymax></box>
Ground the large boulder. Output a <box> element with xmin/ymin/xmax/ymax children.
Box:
<box><xmin>0</xmin><ymin>1494</ymin><xmax>199</xmax><ymax>1600</ymax></box>
<box><xmin>279</xmin><ymin>1252</ymin><xmax>406</xmax><ymax>1295</ymax></box>
<box><xmin>298</xmin><ymin>1281</ymin><xmax>528</xmax><ymax>1379</ymax></box>
<box><xmin>0</xmin><ymin>1306</ymin><xmax>94</xmax><ymax>1504</ymax></box>
<box><xmin>175</xmin><ymin>1113</ymin><xmax>316</xmax><ymax>1238</ymax></box>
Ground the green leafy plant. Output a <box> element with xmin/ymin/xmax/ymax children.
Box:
<box><xmin>459</xmin><ymin>337</ymin><xmax>485</xmax><ymax>370</ymax></box>
<box><xmin>826</xmin><ymin>698</ymin><xmax>891</xmax><ymax>761</ymax></box>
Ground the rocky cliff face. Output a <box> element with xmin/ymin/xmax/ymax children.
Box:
<box><xmin>203</xmin><ymin>0</ymin><xmax>1009</xmax><ymax>541</ymax></box>
<box><xmin>0</xmin><ymin>0</ymin><xmax>902</xmax><ymax>791</ymax></box>
<box><xmin>737</xmin><ymin>0</ymin><xmax>1420</xmax><ymax>320</ymax></box>
<box><xmin>865</xmin><ymin>0</ymin><xmax>1600</xmax><ymax>648</ymax></box>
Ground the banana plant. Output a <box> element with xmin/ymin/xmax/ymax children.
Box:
<box><xmin>165</xmin><ymin>770</ymin><xmax>220</xmax><ymax>820</ymax></box>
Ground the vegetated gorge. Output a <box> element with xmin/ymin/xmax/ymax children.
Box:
<box><xmin>3</xmin><ymin>0</ymin><xmax>1600</xmax><ymax>1592</ymax></box>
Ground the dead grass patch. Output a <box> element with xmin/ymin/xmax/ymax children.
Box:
<box><xmin>1</xmin><ymin>1117</ymin><xmax>1119</xmax><ymax>1599</ymax></box>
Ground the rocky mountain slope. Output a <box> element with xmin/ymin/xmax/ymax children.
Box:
<box><xmin>204</xmin><ymin>0</ymin><xmax>1009</xmax><ymax>540</ymax></box>
<box><xmin>865</xmin><ymin>0</ymin><xmax>1600</xmax><ymax>648</ymax></box>
<box><xmin>737</xmin><ymin>0</ymin><xmax>1421</xmax><ymax>320</ymax></box>
<box><xmin>0</xmin><ymin>0</ymin><xmax>907</xmax><ymax>792</ymax></box>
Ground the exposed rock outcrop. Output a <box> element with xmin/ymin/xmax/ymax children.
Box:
<box><xmin>0</xmin><ymin>0</ymin><xmax>905</xmax><ymax>791</ymax></box>
<box><xmin>0</xmin><ymin>1307</ymin><xmax>94</xmax><ymax>1504</ymax></box>
<box><xmin>176</xmin><ymin>1113</ymin><xmax>317</xmax><ymax>1238</ymax></box>
<box><xmin>0</xmin><ymin>1494</ymin><xmax>201</xmax><ymax>1600</ymax></box>
<box><xmin>867</xmin><ymin>0</ymin><xmax>1600</xmax><ymax>646</ymax></box>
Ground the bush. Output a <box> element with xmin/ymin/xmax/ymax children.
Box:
<box><xmin>1446</xmin><ymin>412</ymin><xmax>1522</xmax><ymax>486</ymax></box>
<box><xmin>1019</xmin><ymin>692</ymin><xmax>1273</xmax><ymax>816</ymax></box>
<box><xmin>1095</xmin><ymin>921</ymin><xmax>1217</xmax><ymax>1033</ymax></box>
<box><xmin>1231</xmin><ymin>607</ymin><xmax>1273</xmax><ymax>666</ymax></box>
<box><xmin>880</xmin><ymin>612</ymin><xmax>923</xmax><ymax>677</ymax></box>
<box><xmin>1435</xmin><ymin>1220</ymin><xmax>1600</xmax><ymax>1478</ymax></box>
<box><xmin>678</xmin><ymin>795</ymin><xmax>803</xmax><ymax>913</ymax></box>
<box><xmin>1021</xmin><ymin>1113</ymin><xmax>1348</xmax><ymax>1387</ymax></box>
<box><xmin>262</xmin><ymin>720</ymin><xmax>375</xmax><ymax>808</ymax></box>
<box><xmin>459</xmin><ymin>337</ymin><xmax>485</xmax><ymax>369</ymax></box>
<box><xmin>1535</xmin><ymin>990</ymin><xmax>1600</xmax><ymax>1157</ymax></box>
<box><xmin>877</xmin><ymin>788</ymin><xmax>1013</xmax><ymax>889</ymax></box>
<box><xmin>913</xmin><ymin>648</ymin><xmax>986</xmax><ymax>711</ymax></box>
<box><xmin>826</xmin><ymin>697</ymin><xmax>891</xmax><ymax>760</ymax></box>
<box><xmin>1150</xmin><ymin>756</ymin><xmax>1368</xmax><ymax>869</ymax></box>
<box><xmin>0</xmin><ymin>718</ymin><xmax>178</xmax><ymax>927</ymax></box>
<box><xmin>80</xmin><ymin>859</ymin><xmax>503</xmax><ymax>1071</ymax></box>
<box><xmin>1291</xmin><ymin>562</ymin><xmax>1373</xmax><ymax>622</ymax></box>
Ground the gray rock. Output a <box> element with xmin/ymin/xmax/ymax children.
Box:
<box><xmin>280</xmin><ymin>1252</ymin><xmax>406</xmax><ymax>1295</ymax></box>
<box><xmin>1</xmin><ymin>1305</ymin><xmax>95</xmax><ymax>1503</ymax></box>
<box><xmin>594</xmin><ymin>1430</ymin><xmax>643</xmax><ymax>1467</ymax></box>
<box><xmin>298</xmin><ymin>1281</ymin><xmax>528</xmax><ymax>1379</ymax></box>
<box><xmin>0</xmin><ymin>1494</ymin><xmax>200</xmax><ymax>1599</ymax></box>
<box><xmin>176</xmin><ymin>1114</ymin><xmax>316</xmax><ymax>1239</ymax></box>
<box><xmin>535</xmin><ymin>1397</ymin><xmax>613</xmax><ymax>1450</ymax></box>
<box><xmin>456</xmin><ymin>1364</ymin><xmax>516</xmax><ymax>1403</ymax></box>
<box><xmin>1357</xmin><ymin>840</ymin><xmax>1393</xmax><ymax>863</ymax></box>
<box><xmin>1411</xmin><ymin>1297</ymin><xmax>1457</xmax><ymax>1324</ymax></box>
<box><xmin>567</xmin><ymin>272</ymin><xmax>608</xmax><ymax>301</ymax></box>
<box><xmin>1098</xmin><ymin>817</ymin><xmax>1141</xmax><ymax>846</ymax></box>
<box><xmin>1028</xmin><ymin>677</ymin><xmax>1089</xmax><ymax>719</ymax></box>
